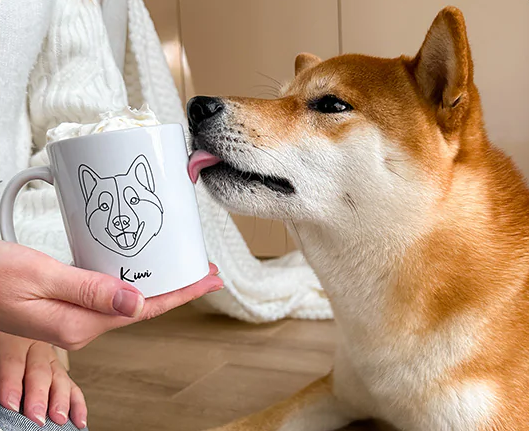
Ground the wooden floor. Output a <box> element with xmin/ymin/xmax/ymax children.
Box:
<box><xmin>69</xmin><ymin>304</ymin><xmax>379</xmax><ymax>431</ymax></box>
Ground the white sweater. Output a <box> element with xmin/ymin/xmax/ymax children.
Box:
<box><xmin>0</xmin><ymin>0</ymin><xmax>331</xmax><ymax>323</ymax></box>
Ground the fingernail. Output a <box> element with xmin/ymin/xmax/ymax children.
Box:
<box><xmin>208</xmin><ymin>284</ymin><xmax>224</xmax><ymax>293</ymax></box>
<box><xmin>33</xmin><ymin>405</ymin><xmax>46</xmax><ymax>426</ymax></box>
<box><xmin>80</xmin><ymin>419</ymin><xmax>87</xmax><ymax>429</ymax></box>
<box><xmin>7</xmin><ymin>392</ymin><xmax>19</xmax><ymax>411</ymax></box>
<box><xmin>113</xmin><ymin>289</ymin><xmax>144</xmax><ymax>317</ymax></box>
<box><xmin>56</xmin><ymin>406</ymin><xmax>68</xmax><ymax>422</ymax></box>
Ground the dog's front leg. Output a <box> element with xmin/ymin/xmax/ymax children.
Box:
<box><xmin>206</xmin><ymin>373</ymin><xmax>363</xmax><ymax>431</ymax></box>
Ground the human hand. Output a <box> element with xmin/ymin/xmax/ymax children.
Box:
<box><xmin>0</xmin><ymin>241</ymin><xmax>223</xmax><ymax>350</ymax></box>
<box><xmin>0</xmin><ymin>332</ymin><xmax>87</xmax><ymax>428</ymax></box>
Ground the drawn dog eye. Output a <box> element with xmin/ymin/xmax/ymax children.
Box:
<box><xmin>124</xmin><ymin>186</ymin><xmax>140</xmax><ymax>206</ymax></box>
<box><xmin>309</xmin><ymin>95</ymin><xmax>353</xmax><ymax>113</ymax></box>
<box><xmin>98</xmin><ymin>192</ymin><xmax>112</xmax><ymax>212</ymax></box>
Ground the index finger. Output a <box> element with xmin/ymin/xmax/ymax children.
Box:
<box><xmin>139</xmin><ymin>268</ymin><xmax>223</xmax><ymax>320</ymax></box>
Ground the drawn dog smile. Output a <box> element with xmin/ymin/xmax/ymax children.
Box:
<box><xmin>105</xmin><ymin>220</ymin><xmax>145</xmax><ymax>250</ymax></box>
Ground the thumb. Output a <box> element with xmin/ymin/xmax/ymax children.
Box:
<box><xmin>45</xmin><ymin>262</ymin><xmax>145</xmax><ymax>317</ymax></box>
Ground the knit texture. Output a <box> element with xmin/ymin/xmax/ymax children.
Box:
<box><xmin>0</xmin><ymin>0</ymin><xmax>51</xmax><ymax>196</ymax></box>
<box><xmin>1</xmin><ymin>0</ymin><xmax>332</xmax><ymax>323</ymax></box>
<box><xmin>28</xmin><ymin>0</ymin><xmax>128</xmax><ymax>150</ymax></box>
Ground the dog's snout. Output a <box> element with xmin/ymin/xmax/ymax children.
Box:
<box><xmin>187</xmin><ymin>96</ymin><xmax>224</xmax><ymax>134</ymax></box>
<box><xmin>113</xmin><ymin>215</ymin><xmax>130</xmax><ymax>230</ymax></box>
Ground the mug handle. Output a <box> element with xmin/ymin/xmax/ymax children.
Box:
<box><xmin>0</xmin><ymin>166</ymin><xmax>54</xmax><ymax>242</ymax></box>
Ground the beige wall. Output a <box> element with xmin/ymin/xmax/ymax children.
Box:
<box><xmin>146</xmin><ymin>0</ymin><xmax>529</xmax><ymax>257</ymax></box>
<box><xmin>180</xmin><ymin>0</ymin><xmax>340</xmax><ymax>98</ymax></box>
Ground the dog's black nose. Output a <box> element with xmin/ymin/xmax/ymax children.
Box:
<box><xmin>187</xmin><ymin>96</ymin><xmax>224</xmax><ymax>134</ymax></box>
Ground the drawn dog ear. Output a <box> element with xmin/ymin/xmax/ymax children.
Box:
<box><xmin>127</xmin><ymin>155</ymin><xmax>155</xmax><ymax>193</ymax></box>
<box><xmin>78</xmin><ymin>165</ymin><xmax>100</xmax><ymax>203</ymax></box>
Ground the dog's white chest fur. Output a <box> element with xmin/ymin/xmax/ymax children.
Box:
<box><xmin>332</xmin><ymin>325</ymin><xmax>496</xmax><ymax>430</ymax></box>
<box><xmin>296</xmin><ymin>229</ymin><xmax>497</xmax><ymax>430</ymax></box>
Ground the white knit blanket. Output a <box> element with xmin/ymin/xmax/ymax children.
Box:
<box><xmin>0</xmin><ymin>0</ymin><xmax>331</xmax><ymax>323</ymax></box>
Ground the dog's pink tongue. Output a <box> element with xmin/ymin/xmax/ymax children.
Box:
<box><xmin>188</xmin><ymin>150</ymin><xmax>222</xmax><ymax>184</ymax></box>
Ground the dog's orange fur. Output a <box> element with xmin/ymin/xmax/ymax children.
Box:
<box><xmin>200</xmin><ymin>6</ymin><xmax>529</xmax><ymax>430</ymax></box>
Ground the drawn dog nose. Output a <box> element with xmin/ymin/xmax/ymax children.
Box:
<box><xmin>113</xmin><ymin>215</ymin><xmax>130</xmax><ymax>230</ymax></box>
<box><xmin>187</xmin><ymin>96</ymin><xmax>224</xmax><ymax>135</ymax></box>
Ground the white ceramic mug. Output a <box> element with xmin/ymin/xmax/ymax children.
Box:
<box><xmin>0</xmin><ymin>124</ymin><xmax>210</xmax><ymax>298</ymax></box>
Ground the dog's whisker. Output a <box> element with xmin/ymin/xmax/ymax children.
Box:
<box><xmin>385</xmin><ymin>157</ymin><xmax>410</xmax><ymax>163</ymax></box>
<box><xmin>254</xmin><ymin>133</ymin><xmax>283</xmax><ymax>148</ymax></box>
<box><xmin>222</xmin><ymin>211</ymin><xmax>230</xmax><ymax>239</ymax></box>
<box><xmin>343</xmin><ymin>192</ymin><xmax>364</xmax><ymax>246</ymax></box>
<box><xmin>254</xmin><ymin>91</ymin><xmax>279</xmax><ymax>99</ymax></box>
<box><xmin>246</xmin><ymin>150</ymin><xmax>267</xmax><ymax>183</ymax></box>
<box><xmin>343</xmin><ymin>192</ymin><xmax>361</xmax><ymax>226</ymax></box>
<box><xmin>386</xmin><ymin>165</ymin><xmax>408</xmax><ymax>181</ymax></box>
<box><xmin>251</xmin><ymin>143</ymin><xmax>290</xmax><ymax>172</ymax></box>
<box><xmin>251</xmin><ymin>84</ymin><xmax>281</xmax><ymax>97</ymax></box>
<box><xmin>249</xmin><ymin>131</ymin><xmax>293</xmax><ymax>154</ymax></box>
<box><xmin>256</xmin><ymin>71</ymin><xmax>283</xmax><ymax>90</ymax></box>
<box><xmin>290</xmin><ymin>219</ymin><xmax>307</xmax><ymax>255</ymax></box>
<box><xmin>321</xmin><ymin>67</ymin><xmax>339</xmax><ymax>89</ymax></box>
<box><xmin>252</xmin><ymin>84</ymin><xmax>280</xmax><ymax>90</ymax></box>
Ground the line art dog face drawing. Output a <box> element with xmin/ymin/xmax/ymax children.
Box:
<box><xmin>79</xmin><ymin>155</ymin><xmax>164</xmax><ymax>257</ymax></box>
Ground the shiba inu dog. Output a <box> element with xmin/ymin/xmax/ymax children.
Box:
<box><xmin>79</xmin><ymin>155</ymin><xmax>164</xmax><ymax>257</ymax></box>
<box><xmin>187</xmin><ymin>6</ymin><xmax>529</xmax><ymax>431</ymax></box>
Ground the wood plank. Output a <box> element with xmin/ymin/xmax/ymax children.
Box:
<box><xmin>69</xmin><ymin>305</ymin><xmax>348</xmax><ymax>430</ymax></box>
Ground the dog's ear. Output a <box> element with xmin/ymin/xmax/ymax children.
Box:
<box><xmin>128</xmin><ymin>155</ymin><xmax>155</xmax><ymax>193</ymax></box>
<box><xmin>411</xmin><ymin>6</ymin><xmax>473</xmax><ymax>134</ymax></box>
<box><xmin>295</xmin><ymin>53</ymin><xmax>322</xmax><ymax>76</ymax></box>
<box><xmin>78</xmin><ymin>165</ymin><xmax>100</xmax><ymax>203</ymax></box>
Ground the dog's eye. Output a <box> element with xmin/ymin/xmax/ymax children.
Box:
<box><xmin>130</xmin><ymin>197</ymin><xmax>140</xmax><ymax>205</ymax></box>
<box><xmin>99</xmin><ymin>203</ymin><xmax>109</xmax><ymax>211</ymax></box>
<box><xmin>309</xmin><ymin>95</ymin><xmax>353</xmax><ymax>114</ymax></box>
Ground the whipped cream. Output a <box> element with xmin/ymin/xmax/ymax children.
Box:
<box><xmin>46</xmin><ymin>104</ymin><xmax>161</xmax><ymax>143</ymax></box>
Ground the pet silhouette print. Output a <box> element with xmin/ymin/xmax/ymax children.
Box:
<box><xmin>78</xmin><ymin>155</ymin><xmax>164</xmax><ymax>257</ymax></box>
